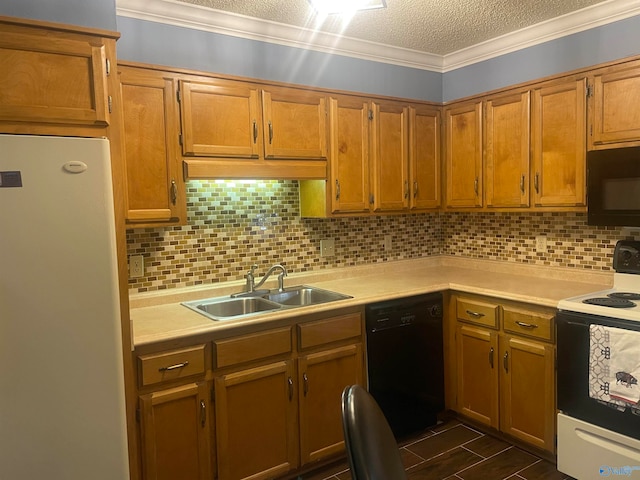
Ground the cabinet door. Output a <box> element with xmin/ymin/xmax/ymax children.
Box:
<box><xmin>119</xmin><ymin>67</ymin><xmax>186</xmax><ymax>225</ymax></box>
<box><xmin>456</xmin><ymin>324</ymin><xmax>499</xmax><ymax>429</ymax></box>
<box><xmin>499</xmin><ymin>335</ymin><xmax>555</xmax><ymax>452</ymax></box>
<box><xmin>532</xmin><ymin>79</ymin><xmax>586</xmax><ymax>207</ymax></box>
<box><xmin>215</xmin><ymin>360</ymin><xmax>298</xmax><ymax>480</ymax></box>
<box><xmin>445</xmin><ymin>102</ymin><xmax>483</xmax><ymax>208</ymax></box>
<box><xmin>370</xmin><ymin>101</ymin><xmax>409</xmax><ymax>211</ymax></box>
<box><xmin>410</xmin><ymin>105</ymin><xmax>441</xmax><ymax>210</ymax></box>
<box><xmin>0</xmin><ymin>22</ymin><xmax>111</xmax><ymax>126</ymax></box>
<box><xmin>179</xmin><ymin>79</ymin><xmax>262</xmax><ymax>158</ymax></box>
<box><xmin>298</xmin><ymin>344</ymin><xmax>364</xmax><ymax>465</ymax></box>
<box><xmin>590</xmin><ymin>63</ymin><xmax>640</xmax><ymax>148</ymax></box>
<box><xmin>329</xmin><ymin>96</ymin><xmax>371</xmax><ymax>213</ymax></box>
<box><xmin>262</xmin><ymin>88</ymin><xmax>327</xmax><ymax>159</ymax></box>
<box><xmin>139</xmin><ymin>382</ymin><xmax>212</xmax><ymax>480</ymax></box>
<box><xmin>485</xmin><ymin>92</ymin><xmax>530</xmax><ymax>208</ymax></box>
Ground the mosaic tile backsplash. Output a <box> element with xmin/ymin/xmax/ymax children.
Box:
<box><xmin>126</xmin><ymin>180</ymin><xmax>636</xmax><ymax>293</ymax></box>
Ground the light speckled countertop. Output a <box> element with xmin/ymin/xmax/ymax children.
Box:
<box><xmin>129</xmin><ymin>256</ymin><xmax>612</xmax><ymax>346</ymax></box>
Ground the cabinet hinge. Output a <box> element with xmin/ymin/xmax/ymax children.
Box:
<box><xmin>176</xmin><ymin>89</ymin><xmax>182</xmax><ymax>103</ymax></box>
<box><xmin>586</xmin><ymin>84</ymin><xmax>593</xmax><ymax>98</ymax></box>
<box><xmin>368</xmin><ymin>109</ymin><xmax>373</xmax><ymax>120</ymax></box>
<box><xmin>105</xmin><ymin>58</ymin><xmax>111</xmax><ymax>76</ymax></box>
<box><xmin>107</xmin><ymin>95</ymin><xmax>113</xmax><ymax>114</ymax></box>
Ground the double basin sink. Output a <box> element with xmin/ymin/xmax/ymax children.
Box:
<box><xmin>182</xmin><ymin>285</ymin><xmax>352</xmax><ymax>321</ymax></box>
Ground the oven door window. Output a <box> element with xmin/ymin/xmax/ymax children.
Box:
<box><xmin>557</xmin><ymin>310</ymin><xmax>640</xmax><ymax>441</ymax></box>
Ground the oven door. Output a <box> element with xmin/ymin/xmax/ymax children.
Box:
<box><xmin>557</xmin><ymin>309</ymin><xmax>640</xmax><ymax>441</ymax></box>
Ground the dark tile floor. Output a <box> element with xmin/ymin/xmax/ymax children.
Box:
<box><xmin>301</xmin><ymin>419</ymin><xmax>574</xmax><ymax>480</ymax></box>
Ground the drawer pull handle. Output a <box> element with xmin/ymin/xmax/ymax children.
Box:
<box><xmin>515</xmin><ymin>321</ymin><xmax>538</xmax><ymax>329</ymax></box>
<box><xmin>489</xmin><ymin>347</ymin><xmax>494</xmax><ymax>368</ymax></box>
<box><xmin>288</xmin><ymin>376</ymin><xmax>294</xmax><ymax>401</ymax></box>
<box><xmin>200</xmin><ymin>400</ymin><xmax>206</xmax><ymax>427</ymax></box>
<box><xmin>158</xmin><ymin>361</ymin><xmax>189</xmax><ymax>372</ymax></box>
<box><xmin>466</xmin><ymin>309</ymin><xmax>485</xmax><ymax>318</ymax></box>
<box><xmin>253</xmin><ymin>120</ymin><xmax>258</xmax><ymax>143</ymax></box>
<box><xmin>504</xmin><ymin>351</ymin><xmax>509</xmax><ymax>373</ymax></box>
<box><xmin>303</xmin><ymin>372</ymin><xmax>309</xmax><ymax>396</ymax></box>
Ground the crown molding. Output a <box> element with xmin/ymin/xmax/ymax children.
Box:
<box><xmin>443</xmin><ymin>0</ymin><xmax>640</xmax><ymax>72</ymax></box>
<box><xmin>116</xmin><ymin>0</ymin><xmax>640</xmax><ymax>73</ymax></box>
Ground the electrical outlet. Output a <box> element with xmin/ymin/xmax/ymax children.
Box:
<box><xmin>320</xmin><ymin>239</ymin><xmax>335</xmax><ymax>257</ymax></box>
<box><xmin>130</xmin><ymin>255</ymin><xmax>144</xmax><ymax>278</ymax></box>
<box><xmin>535</xmin><ymin>236</ymin><xmax>548</xmax><ymax>252</ymax></box>
<box><xmin>384</xmin><ymin>235</ymin><xmax>393</xmax><ymax>251</ymax></box>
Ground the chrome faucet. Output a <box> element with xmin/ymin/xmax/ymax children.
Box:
<box><xmin>243</xmin><ymin>264</ymin><xmax>288</xmax><ymax>294</ymax></box>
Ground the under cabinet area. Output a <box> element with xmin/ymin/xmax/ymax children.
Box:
<box><xmin>451</xmin><ymin>294</ymin><xmax>556</xmax><ymax>453</ymax></box>
<box><xmin>133</xmin><ymin>308</ymin><xmax>364</xmax><ymax>480</ymax></box>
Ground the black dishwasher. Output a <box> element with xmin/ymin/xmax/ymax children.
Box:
<box><xmin>365</xmin><ymin>292</ymin><xmax>444</xmax><ymax>438</ymax></box>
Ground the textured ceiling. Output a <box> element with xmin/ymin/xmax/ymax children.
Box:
<box><xmin>177</xmin><ymin>0</ymin><xmax>608</xmax><ymax>55</ymax></box>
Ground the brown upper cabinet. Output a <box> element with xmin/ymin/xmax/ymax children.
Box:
<box><xmin>444</xmin><ymin>75</ymin><xmax>586</xmax><ymax>211</ymax></box>
<box><xmin>588</xmin><ymin>60</ymin><xmax>640</xmax><ymax>149</ymax></box>
<box><xmin>300</xmin><ymin>96</ymin><xmax>440</xmax><ymax>216</ymax></box>
<box><xmin>179</xmin><ymin>78</ymin><xmax>328</xmax><ymax>179</ymax></box>
<box><xmin>0</xmin><ymin>17</ymin><xmax>117</xmax><ymax>136</ymax></box>
<box><xmin>119</xmin><ymin>65</ymin><xmax>186</xmax><ymax>227</ymax></box>
<box><xmin>484</xmin><ymin>91</ymin><xmax>530</xmax><ymax>208</ymax></box>
<box><xmin>444</xmin><ymin>101</ymin><xmax>483</xmax><ymax>208</ymax></box>
<box><xmin>531</xmin><ymin>78</ymin><xmax>586</xmax><ymax>207</ymax></box>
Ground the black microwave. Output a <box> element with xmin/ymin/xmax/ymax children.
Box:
<box><xmin>587</xmin><ymin>146</ymin><xmax>640</xmax><ymax>226</ymax></box>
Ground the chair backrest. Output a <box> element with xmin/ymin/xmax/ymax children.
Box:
<box><xmin>341</xmin><ymin>385</ymin><xmax>409</xmax><ymax>480</ymax></box>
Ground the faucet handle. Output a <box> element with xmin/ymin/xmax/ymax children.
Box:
<box><xmin>248</xmin><ymin>264</ymin><xmax>258</xmax><ymax>274</ymax></box>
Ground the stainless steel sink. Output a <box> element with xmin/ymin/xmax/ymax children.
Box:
<box><xmin>182</xmin><ymin>285</ymin><xmax>352</xmax><ymax>321</ymax></box>
<box><xmin>265</xmin><ymin>285</ymin><xmax>352</xmax><ymax>306</ymax></box>
<box><xmin>182</xmin><ymin>296</ymin><xmax>282</xmax><ymax>321</ymax></box>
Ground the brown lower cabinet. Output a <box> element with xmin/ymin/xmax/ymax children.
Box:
<box><xmin>139</xmin><ymin>382</ymin><xmax>213</xmax><ymax>480</ymax></box>
<box><xmin>135</xmin><ymin>309</ymin><xmax>364</xmax><ymax>480</ymax></box>
<box><xmin>454</xmin><ymin>295</ymin><xmax>556</xmax><ymax>453</ymax></box>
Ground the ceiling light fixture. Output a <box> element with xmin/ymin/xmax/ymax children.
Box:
<box><xmin>307</xmin><ymin>0</ymin><xmax>386</xmax><ymax>15</ymax></box>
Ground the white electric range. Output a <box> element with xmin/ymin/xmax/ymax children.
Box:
<box><xmin>556</xmin><ymin>240</ymin><xmax>640</xmax><ymax>480</ymax></box>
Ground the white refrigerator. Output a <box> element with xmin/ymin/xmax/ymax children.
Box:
<box><xmin>0</xmin><ymin>135</ymin><xmax>130</xmax><ymax>479</ymax></box>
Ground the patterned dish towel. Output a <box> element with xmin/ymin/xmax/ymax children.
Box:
<box><xmin>589</xmin><ymin>324</ymin><xmax>640</xmax><ymax>412</ymax></box>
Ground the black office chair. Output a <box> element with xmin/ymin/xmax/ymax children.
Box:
<box><xmin>341</xmin><ymin>385</ymin><xmax>408</xmax><ymax>480</ymax></box>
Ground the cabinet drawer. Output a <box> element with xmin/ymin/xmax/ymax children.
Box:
<box><xmin>456</xmin><ymin>298</ymin><xmax>499</xmax><ymax>328</ymax></box>
<box><xmin>503</xmin><ymin>307</ymin><xmax>554</xmax><ymax>341</ymax></box>
<box><xmin>298</xmin><ymin>313</ymin><xmax>362</xmax><ymax>350</ymax></box>
<box><xmin>214</xmin><ymin>327</ymin><xmax>292</xmax><ymax>368</ymax></box>
<box><xmin>138</xmin><ymin>344</ymin><xmax>206</xmax><ymax>387</ymax></box>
